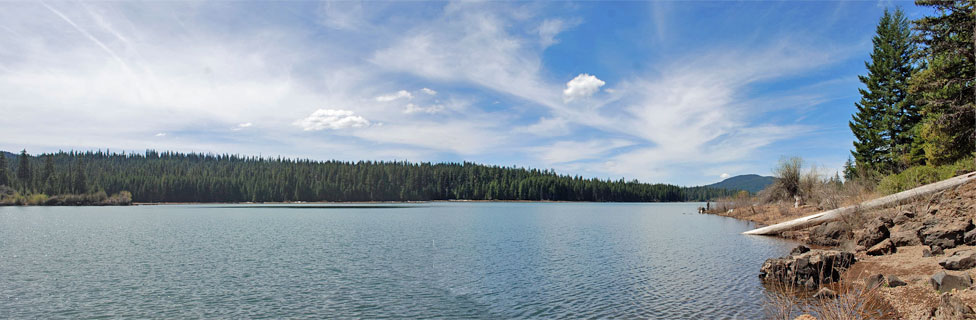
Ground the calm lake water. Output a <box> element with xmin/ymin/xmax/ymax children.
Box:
<box><xmin>0</xmin><ymin>202</ymin><xmax>796</xmax><ymax>319</ymax></box>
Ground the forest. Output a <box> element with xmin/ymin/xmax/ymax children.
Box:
<box><xmin>846</xmin><ymin>2</ymin><xmax>974</xmax><ymax>190</ymax></box>
<box><xmin>0</xmin><ymin>150</ymin><xmax>738</xmax><ymax>204</ymax></box>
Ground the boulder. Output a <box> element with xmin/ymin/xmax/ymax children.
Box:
<box><xmin>931</xmin><ymin>271</ymin><xmax>973</xmax><ymax>293</ymax></box>
<box><xmin>865</xmin><ymin>273</ymin><xmax>885</xmax><ymax>289</ymax></box>
<box><xmin>891</xmin><ymin>230</ymin><xmax>922</xmax><ymax>246</ymax></box>
<box><xmin>808</xmin><ymin>221</ymin><xmax>851</xmax><ymax>246</ymax></box>
<box><xmin>790</xmin><ymin>245</ymin><xmax>811</xmax><ymax>256</ymax></box>
<box><xmin>940</xmin><ymin>250</ymin><xmax>976</xmax><ymax>270</ymax></box>
<box><xmin>856</xmin><ymin>218</ymin><xmax>890</xmax><ymax>248</ymax></box>
<box><xmin>921</xmin><ymin>219</ymin><xmax>973</xmax><ymax>249</ymax></box>
<box><xmin>813</xmin><ymin>287</ymin><xmax>837</xmax><ymax>299</ymax></box>
<box><xmin>934</xmin><ymin>245</ymin><xmax>946</xmax><ymax>256</ymax></box>
<box><xmin>925</xmin><ymin>248</ymin><xmax>934</xmax><ymax>257</ymax></box>
<box><xmin>932</xmin><ymin>292</ymin><xmax>975</xmax><ymax>320</ymax></box>
<box><xmin>894</xmin><ymin>210</ymin><xmax>916</xmax><ymax>225</ymax></box>
<box><xmin>759</xmin><ymin>249</ymin><xmax>856</xmax><ymax>289</ymax></box>
<box><xmin>965</xmin><ymin>229</ymin><xmax>976</xmax><ymax>246</ymax></box>
<box><xmin>867</xmin><ymin>239</ymin><xmax>897</xmax><ymax>256</ymax></box>
<box><xmin>887</xmin><ymin>275</ymin><xmax>908</xmax><ymax>287</ymax></box>
<box><xmin>881</xmin><ymin>216</ymin><xmax>895</xmax><ymax>228</ymax></box>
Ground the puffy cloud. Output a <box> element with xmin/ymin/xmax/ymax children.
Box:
<box><xmin>720</xmin><ymin>173</ymin><xmax>730</xmax><ymax>179</ymax></box>
<box><xmin>232</xmin><ymin>122</ymin><xmax>253</xmax><ymax>131</ymax></box>
<box><xmin>563</xmin><ymin>73</ymin><xmax>605</xmax><ymax>102</ymax></box>
<box><xmin>294</xmin><ymin>109</ymin><xmax>370</xmax><ymax>131</ymax></box>
<box><xmin>404</xmin><ymin>103</ymin><xmax>444</xmax><ymax>114</ymax></box>
<box><xmin>420</xmin><ymin>87</ymin><xmax>437</xmax><ymax>95</ymax></box>
<box><xmin>375</xmin><ymin>90</ymin><xmax>413</xmax><ymax>102</ymax></box>
<box><xmin>155</xmin><ymin>133</ymin><xmax>167</xmax><ymax>137</ymax></box>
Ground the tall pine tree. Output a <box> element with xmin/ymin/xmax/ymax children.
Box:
<box><xmin>850</xmin><ymin>8</ymin><xmax>919</xmax><ymax>174</ymax></box>
<box><xmin>911</xmin><ymin>0</ymin><xmax>975</xmax><ymax>165</ymax></box>
<box><xmin>16</xmin><ymin>149</ymin><xmax>31</xmax><ymax>190</ymax></box>
<box><xmin>0</xmin><ymin>153</ymin><xmax>9</xmax><ymax>187</ymax></box>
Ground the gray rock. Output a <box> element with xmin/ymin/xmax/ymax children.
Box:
<box><xmin>931</xmin><ymin>271</ymin><xmax>973</xmax><ymax>293</ymax></box>
<box><xmin>891</xmin><ymin>230</ymin><xmax>922</xmax><ymax>246</ymax></box>
<box><xmin>887</xmin><ymin>275</ymin><xmax>908</xmax><ymax>287</ymax></box>
<box><xmin>940</xmin><ymin>250</ymin><xmax>976</xmax><ymax>270</ymax></box>
<box><xmin>856</xmin><ymin>218</ymin><xmax>890</xmax><ymax>248</ymax></box>
<box><xmin>965</xmin><ymin>229</ymin><xmax>976</xmax><ymax>246</ymax></box>
<box><xmin>933</xmin><ymin>292</ymin><xmax>975</xmax><ymax>320</ymax></box>
<box><xmin>759</xmin><ymin>249</ymin><xmax>856</xmax><ymax>288</ymax></box>
<box><xmin>865</xmin><ymin>273</ymin><xmax>885</xmax><ymax>289</ymax></box>
<box><xmin>813</xmin><ymin>287</ymin><xmax>837</xmax><ymax>299</ymax></box>
<box><xmin>922</xmin><ymin>219</ymin><xmax>973</xmax><ymax>249</ymax></box>
<box><xmin>790</xmin><ymin>245</ymin><xmax>810</xmax><ymax>256</ymax></box>
<box><xmin>934</xmin><ymin>245</ymin><xmax>946</xmax><ymax>256</ymax></box>
<box><xmin>809</xmin><ymin>221</ymin><xmax>851</xmax><ymax>247</ymax></box>
<box><xmin>867</xmin><ymin>238</ymin><xmax>897</xmax><ymax>256</ymax></box>
<box><xmin>925</xmin><ymin>248</ymin><xmax>934</xmax><ymax>257</ymax></box>
<box><xmin>894</xmin><ymin>210</ymin><xmax>916</xmax><ymax>225</ymax></box>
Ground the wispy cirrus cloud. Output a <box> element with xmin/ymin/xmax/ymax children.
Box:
<box><xmin>0</xmin><ymin>0</ymin><xmax>876</xmax><ymax>185</ymax></box>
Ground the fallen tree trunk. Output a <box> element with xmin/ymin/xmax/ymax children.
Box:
<box><xmin>743</xmin><ymin>171</ymin><xmax>976</xmax><ymax>236</ymax></box>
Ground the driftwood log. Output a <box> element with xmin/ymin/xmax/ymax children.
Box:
<box><xmin>743</xmin><ymin>171</ymin><xmax>976</xmax><ymax>236</ymax></box>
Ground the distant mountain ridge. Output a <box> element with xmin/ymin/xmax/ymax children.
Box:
<box><xmin>706</xmin><ymin>174</ymin><xmax>775</xmax><ymax>194</ymax></box>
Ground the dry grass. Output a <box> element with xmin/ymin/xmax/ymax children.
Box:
<box><xmin>763</xmin><ymin>281</ymin><xmax>897</xmax><ymax>320</ymax></box>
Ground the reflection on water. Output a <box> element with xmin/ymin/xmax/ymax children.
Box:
<box><xmin>0</xmin><ymin>202</ymin><xmax>796</xmax><ymax>318</ymax></box>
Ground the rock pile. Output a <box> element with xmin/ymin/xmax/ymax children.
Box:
<box><xmin>759</xmin><ymin>246</ymin><xmax>856</xmax><ymax>289</ymax></box>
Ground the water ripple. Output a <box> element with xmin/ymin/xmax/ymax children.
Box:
<box><xmin>0</xmin><ymin>203</ymin><xmax>796</xmax><ymax>319</ymax></box>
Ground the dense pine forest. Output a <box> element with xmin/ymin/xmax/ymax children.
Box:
<box><xmin>0</xmin><ymin>150</ymin><xmax>738</xmax><ymax>204</ymax></box>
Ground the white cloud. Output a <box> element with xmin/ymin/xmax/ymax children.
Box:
<box><xmin>538</xmin><ymin>19</ymin><xmax>567</xmax><ymax>48</ymax></box>
<box><xmin>371</xmin><ymin>5</ymin><xmax>563</xmax><ymax>110</ymax></box>
<box><xmin>720</xmin><ymin>173</ymin><xmax>730</xmax><ymax>179</ymax></box>
<box><xmin>232</xmin><ymin>122</ymin><xmax>253</xmax><ymax>131</ymax></box>
<box><xmin>294</xmin><ymin>109</ymin><xmax>370</xmax><ymax>131</ymax></box>
<box><xmin>521</xmin><ymin>117</ymin><xmax>570</xmax><ymax>137</ymax></box>
<box><xmin>351</xmin><ymin>121</ymin><xmax>505</xmax><ymax>155</ymax></box>
<box><xmin>531</xmin><ymin>139</ymin><xmax>634</xmax><ymax>165</ymax></box>
<box><xmin>404</xmin><ymin>103</ymin><xmax>444</xmax><ymax>114</ymax></box>
<box><xmin>563</xmin><ymin>73</ymin><xmax>605</xmax><ymax>102</ymax></box>
<box><xmin>420</xmin><ymin>88</ymin><xmax>437</xmax><ymax>95</ymax></box>
<box><xmin>318</xmin><ymin>1</ymin><xmax>366</xmax><ymax>30</ymax></box>
<box><xmin>375</xmin><ymin>90</ymin><xmax>413</xmax><ymax>102</ymax></box>
<box><xmin>155</xmin><ymin>133</ymin><xmax>167</xmax><ymax>137</ymax></box>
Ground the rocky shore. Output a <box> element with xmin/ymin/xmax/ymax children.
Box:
<box><xmin>712</xmin><ymin>179</ymin><xmax>976</xmax><ymax>319</ymax></box>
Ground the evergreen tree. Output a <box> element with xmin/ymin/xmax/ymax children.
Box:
<box><xmin>72</xmin><ymin>159</ymin><xmax>88</xmax><ymax>194</ymax></box>
<box><xmin>911</xmin><ymin>0</ymin><xmax>975</xmax><ymax>165</ymax></box>
<box><xmin>0</xmin><ymin>149</ymin><xmax>740</xmax><ymax>203</ymax></box>
<box><xmin>41</xmin><ymin>155</ymin><xmax>54</xmax><ymax>182</ymax></box>
<box><xmin>0</xmin><ymin>153</ymin><xmax>9</xmax><ymax>187</ymax></box>
<box><xmin>16</xmin><ymin>149</ymin><xmax>31</xmax><ymax>189</ymax></box>
<box><xmin>850</xmin><ymin>8</ymin><xmax>920</xmax><ymax>173</ymax></box>
<box><xmin>41</xmin><ymin>155</ymin><xmax>55</xmax><ymax>194</ymax></box>
<box><xmin>842</xmin><ymin>156</ymin><xmax>857</xmax><ymax>181</ymax></box>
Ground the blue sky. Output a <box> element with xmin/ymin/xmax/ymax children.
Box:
<box><xmin>0</xmin><ymin>1</ymin><xmax>931</xmax><ymax>186</ymax></box>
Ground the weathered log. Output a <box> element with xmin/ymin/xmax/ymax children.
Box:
<box><xmin>743</xmin><ymin>171</ymin><xmax>976</xmax><ymax>236</ymax></box>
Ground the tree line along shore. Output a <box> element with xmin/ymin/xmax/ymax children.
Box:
<box><xmin>0</xmin><ymin>149</ymin><xmax>739</xmax><ymax>205</ymax></box>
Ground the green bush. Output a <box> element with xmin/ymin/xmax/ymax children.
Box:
<box><xmin>878</xmin><ymin>157</ymin><xmax>975</xmax><ymax>194</ymax></box>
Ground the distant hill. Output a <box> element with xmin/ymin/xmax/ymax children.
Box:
<box><xmin>706</xmin><ymin>174</ymin><xmax>775</xmax><ymax>194</ymax></box>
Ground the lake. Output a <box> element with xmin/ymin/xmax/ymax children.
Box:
<box><xmin>0</xmin><ymin>202</ymin><xmax>796</xmax><ymax>319</ymax></box>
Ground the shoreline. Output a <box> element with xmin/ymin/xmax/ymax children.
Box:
<box><xmin>706</xmin><ymin>179</ymin><xmax>976</xmax><ymax>319</ymax></box>
<box><xmin>130</xmin><ymin>200</ymin><xmax>707</xmax><ymax>206</ymax></box>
